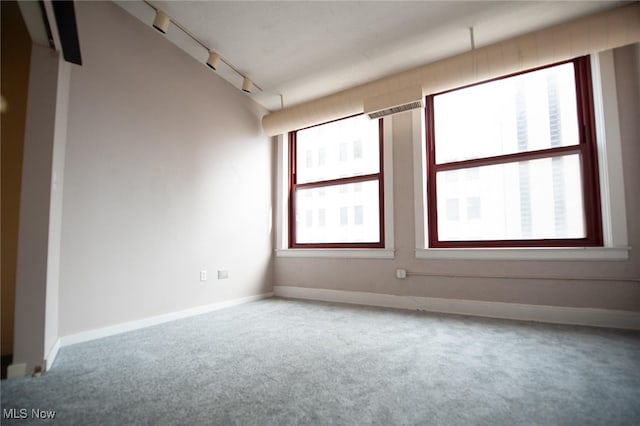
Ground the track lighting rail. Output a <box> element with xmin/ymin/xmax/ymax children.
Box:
<box><xmin>144</xmin><ymin>0</ymin><xmax>262</xmax><ymax>93</ymax></box>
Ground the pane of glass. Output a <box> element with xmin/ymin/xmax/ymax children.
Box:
<box><xmin>296</xmin><ymin>115</ymin><xmax>380</xmax><ymax>184</ymax></box>
<box><xmin>436</xmin><ymin>155</ymin><xmax>585</xmax><ymax>241</ymax></box>
<box><xmin>434</xmin><ymin>62</ymin><xmax>579</xmax><ymax>164</ymax></box>
<box><xmin>295</xmin><ymin>180</ymin><xmax>380</xmax><ymax>244</ymax></box>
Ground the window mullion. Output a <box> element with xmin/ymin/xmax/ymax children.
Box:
<box><xmin>295</xmin><ymin>173</ymin><xmax>381</xmax><ymax>190</ymax></box>
<box><xmin>435</xmin><ymin>145</ymin><xmax>583</xmax><ymax>172</ymax></box>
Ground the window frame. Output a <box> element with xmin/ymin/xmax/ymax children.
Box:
<box><xmin>288</xmin><ymin>115</ymin><xmax>385</xmax><ymax>249</ymax></box>
<box><xmin>425</xmin><ymin>56</ymin><xmax>603</xmax><ymax>248</ymax></box>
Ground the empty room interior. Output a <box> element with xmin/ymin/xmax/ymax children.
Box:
<box><xmin>1</xmin><ymin>0</ymin><xmax>639</xmax><ymax>423</ymax></box>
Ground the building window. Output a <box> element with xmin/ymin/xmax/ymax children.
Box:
<box><xmin>339</xmin><ymin>143</ymin><xmax>348</xmax><ymax>162</ymax></box>
<box><xmin>466</xmin><ymin>197</ymin><xmax>481</xmax><ymax>220</ymax></box>
<box><xmin>289</xmin><ymin>114</ymin><xmax>384</xmax><ymax>248</ymax></box>
<box><xmin>339</xmin><ymin>206</ymin><xmax>349</xmax><ymax>226</ymax></box>
<box><xmin>318</xmin><ymin>148</ymin><xmax>326</xmax><ymax>166</ymax></box>
<box><xmin>318</xmin><ymin>208</ymin><xmax>326</xmax><ymax>227</ymax></box>
<box><xmin>354</xmin><ymin>205</ymin><xmax>364</xmax><ymax>225</ymax></box>
<box><xmin>445</xmin><ymin>199</ymin><xmax>459</xmax><ymax>221</ymax></box>
<box><xmin>305</xmin><ymin>150</ymin><xmax>313</xmax><ymax>168</ymax></box>
<box><xmin>353</xmin><ymin>140</ymin><xmax>363</xmax><ymax>159</ymax></box>
<box><xmin>426</xmin><ymin>56</ymin><xmax>602</xmax><ymax>248</ymax></box>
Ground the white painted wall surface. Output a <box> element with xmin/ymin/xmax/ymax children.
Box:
<box><xmin>44</xmin><ymin>57</ymin><xmax>71</xmax><ymax>362</ymax></box>
<box><xmin>58</xmin><ymin>1</ymin><xmax>273</xmax><ymax>336</ymax></box>
<box><xmin>13</xmin><ymin>44</ymin><xmax>61</xmax><ymax>373</ymax></box>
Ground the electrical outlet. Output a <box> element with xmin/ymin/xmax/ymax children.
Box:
<box><xmin>200</xmin><ymin>270</ymin><xmax>207</xmax><ymax>281</ymax></box>
<box><xmin>396</xmin><ymin>269</ymin><xmax>407</xmax><ymax>279</ymax></box>
<box><xmin>217</xmin><ymin>270</ymin><xmax>229</xmax><ymax>280</ymax></box>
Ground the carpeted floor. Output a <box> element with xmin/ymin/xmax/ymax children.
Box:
<box><xmin>2</xmin><ymin>297</ymin><xmax>639</xmax><ymax>425</ymax></box>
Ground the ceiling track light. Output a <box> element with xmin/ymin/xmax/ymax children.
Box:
<box><xmin>152</xmin><ymin>9</ymin><xmax>170</xmax><ymax>34</ymax></box>
<box><xmin>206</xmin><ymin>51</ymin><xmax>221</xmax><ymax>70</ymax></box>
<box><xmin>144</xmin><ymin>1</ymin><xmax>263</xmax><ymax>95</ymax></box>
<box><xmin>242</xmin><ymin>77</ymin><xmax>253</xmax><ymax>93</ymax></box>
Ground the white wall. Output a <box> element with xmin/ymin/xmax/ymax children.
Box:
<box><xmin>615</xmin><ymin>45</ymin><xmax>640</xmax><ymax>281</ymax></box>
<box><xmin>12</xmin><ymin>44</ymin><xmax>63</xmax><ymax>373</ymax></box>
<box><xmin>57</xmin><ymin>1</ymin><xmax>273</xmax><ymax>336</ymax></box>
<box><xmin>274</xmin><ymin>45</ymin><xmax>640</xmax><ymax>312</ymax></box>
<box><xmin>44</xmin><ymin>58</ymin><xmax>71</xmax><ymax>360</ymax></box>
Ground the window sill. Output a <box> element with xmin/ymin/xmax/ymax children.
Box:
<box><xmin>415</xmin><ymin>246</ymin><xmax>630</xmax><ymax>261</ymax></box>
<box><xmin>276</xmin><ymin>248</ymin><xmax>395</xmax><ymax>259</ymax></box>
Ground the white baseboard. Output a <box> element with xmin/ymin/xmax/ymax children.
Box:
<box><xmin>45</xmin><ymin>339</ymin><xmax>61</xmax><ymax>372</ymax></box>
<box><xmin>7</xmin><ymin>363</ymin><xmax>27</xmax><ymax>379</ymax></box>
<box><xmin>9</xmin><ymin>293</ymin><xmax>274</xmax><ymax>378</ymax></box>
<box><xmin>273</xmin><ymin>286</ymin><xmax>640</xmax><ymax>330</ymax></box>
<box><xmin>58</xmin><ymin>292</ymin><xmax>274</xmax><ymax>349</ymax></box>
<box><xmin>7</xmin><ymin>345</ymin><xmax>58</xmax><ymax>379</ymax></box>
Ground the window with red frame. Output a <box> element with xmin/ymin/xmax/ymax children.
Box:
<box><xmin>425</xmin><ymin>56</ymin><xmax>602</xmax><ymax>248</ymax></box>
<box><xmin>289</xmin><ymin>115</ymin><xmax>384</xmax><ymax>248</ymax></box>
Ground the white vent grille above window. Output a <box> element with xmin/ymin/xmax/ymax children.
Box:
<box><xmin>367</xmin><ymin>100</ymin><xmax>424</xmax><ymax>119</ymax></box>
<box><xmin>364</xmin><ymin>86</ymin><xmax>424</xmax><ymax>119</ymax></box>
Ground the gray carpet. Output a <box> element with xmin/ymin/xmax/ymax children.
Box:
<box><xmin>1</xmin><ymin>298</ymin><xmax>639</xmax><ymax>425</ymax></box>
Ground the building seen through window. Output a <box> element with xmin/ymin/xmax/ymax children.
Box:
<box><xmin>289</xmin><ymin>115</ymin><xmax>384</xmax><ymax>248</ymax></box>
<box><xmin>427</xmin><ymin>57</ymin><xmax>601</xmax><ymax>247</ymax></box>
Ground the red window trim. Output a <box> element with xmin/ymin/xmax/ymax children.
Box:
<box><xmin>289</xmin><ymin>116</ymin><xmax>385</xmax><ymax>249</ymax></box>
<box><xmin>425</xmin><ymin>56</ymin><xmax>603</xmax><ymax>248</ymax></box>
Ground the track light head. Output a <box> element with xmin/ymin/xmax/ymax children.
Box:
<box><xmin>143</xmin><ymin>3</ymin><xmax>257</xmax><ymax>95</ymax></box>
<box><xmin>207</xmin><ymin>51</ymin><xmax>221</xmax><ymax>70</ymax></box>
<box><xmin>152</xmin><ymin>10</ymin><xmax>170</xmax><ymax>34</ymax></box>
<box><xmin>242</xmin><ymin>77</ymin><xmax>253</xmax><ymax>93</ymax></box>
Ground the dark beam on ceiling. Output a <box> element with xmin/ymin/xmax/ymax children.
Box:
<box><xmin>51</xmin><ymin>0</ymin><xmax>82</xmax><ymax>65</ymax></box>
